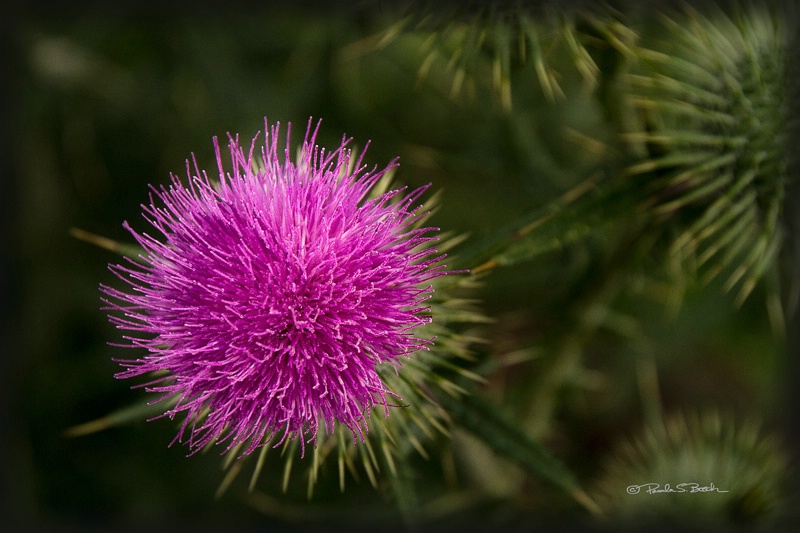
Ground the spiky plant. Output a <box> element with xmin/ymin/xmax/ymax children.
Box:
<box><xmin>623</xmin><ymin>1</ymin><xmax>793</xmax><ymax>308</ymax></box>
<box><xmin>453</xmin><ymin>1</ymin><xmax>795</xmax><ymax>337</ymax></box>
<box><xmin>72</xmin><ymin>119</ymin><xmax>487</xmax><ymax>512</ymax></box>
<box><xmin>590</xmin><ymin>410</ymin><xmax>790</xmax><ymax>528</ymax></box>
<box><xmin>373</xmin><ymin>1</ymin><xmax>637</xmax><ymax>111</ymax></box>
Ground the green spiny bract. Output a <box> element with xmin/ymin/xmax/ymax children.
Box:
<box><xmin>590</xmin><ymin>410</ymin><xmax>789</xmax><ymax>528</ymax></box>
<box><xmin>622</xmin><ymin>2</ymin><xmax>793</xmax><ymax>306</ymax></box>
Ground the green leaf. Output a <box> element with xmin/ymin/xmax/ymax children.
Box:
<box><xmin>436</xmin><ymin>390</ymin><xmax>602</xmax><ymax>517</ymax></box>
<box><xmin>458</xmin><ymin>177</ymin><xmax>634</xmax><ymax>273</ymax></box>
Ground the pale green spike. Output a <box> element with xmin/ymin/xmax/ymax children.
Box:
<box><xmin>417</xmin><ymin>48</ymin><xmax>438</xmax><ymax>84</ymax></box>
<box><xmin>702</xmin><ymin>229</ymin><xmax>759</xmax><ymax>288</ymax></box>
<box><xmin>215</xmin><ymin>459</ymin><xmax>244</xmax><ymax>500</ymax></box>
<box><xmin>63</xmin><ymin>394</ymin><xmax>178</xmax><ymax>438</ymax></box>
<box><xmin>376</xmin><ymin>16</ymin><xmax>411</xmax><ymax>49</ymax></box>
<box><xmin>365</xmin><ymin>166</ymin><xmax>396</xmax><ymax>200</ymax></box>
<box><xmin>377</xmin><ymin>420</ymin><xmax>398</xmax><ymax>447</ymax></box>
<box><xmin>627</xmin><ymin>74</ymin><xmax>729</xmax><ymax>107</ymax></box>
<box><xmin>665</xmin><ymin>153</ymin><xmax>736</xmax><ymax>186</ymax></box>
<box><xmin>696</xmin><ymin>208</ymin><xmax>757</xmax><ymax>267</ymax></box>
<box><xmin>621</xmin><ymin>130</ymin><xmax>742</xmax><ymax>148</ymax></box>
<box><xmin>339</xmin><ymin>429</ymin><xmax>361</xmax><ymax>484</ymax></box>
<box><xmin>591</xmin><ymin>16</ymin><xmax>638</xmax><ymax>59</ymax></box>
<box><xmin>628</xmin><ymin>97</ymin><xmax>737</xmax><ymax>125</ymax></box>
<box><xmin>492</xmin><ymin>47</ymin><xmax>502</xmax><ymax>93</ymax></box>
<box><xmin>527</xmin><ymin>30</ymin><xmax>563</xmax><ymax>101</ymax></box>
<box><xmin>362</xmin><ymin>433</ymin><xmax>380</xmax><ymax>473</ymax></box>
<box><xmin>221</xmin><ymin>442</ymin><xmax>245</xmax><ymax>470</ymax></box>
<box><xmin>765</xmin><ymin>284</ymin><xmax>786</xmax><ymax>338</ymax></box>
<box><xmin>493</xmin><ymin>22</ymin><xmax>512</xmax><ymax>111</ymax></box>
<box><xmin>405</xmin><ymin>429</ymin><xmax>429</xmax><ymax>460</ymax></box>
<box><xmin>381</xmin><ymin>440</ymin><xmax>397</xmax><ymax>477</ymax></box>
<box><xmin>562</xmin><ymin>19</ymin><xmax>599</xmax><ymax>86</ymax></box>
<box><xmin>450</xmin><ymin>68</ymin><xmax>465</xmax><ymax>99</ymax></box>
<box><xmin>311</xmin><ymin>440</ymin><xmax>321</xmax><ymax>487</ymax></box>
<box><xmin>281</xmin><ymin>440</ymin><xmax>298</xmax><ymax>493</ymax></box>
<box><xmin>443</xmin><ymin>51</ymin><xmax>459</xmax><ymax>75</ymax></box>
<box><xmin>248</xmin><ymin>442</ymin><xmax>270</xmax><ymax>492</ymax></box>
<box><xmin>703</xmin><ymin>190</ymin><xmax>759</xmax><ymax>245</ymax></box>
<box><xmin>689</xmin><ymin>6</ymin><xmax>747</xmax><ymax>63</ymax></box>
<box><xmin>653</xmin><ymin>172</ymin><xmax>734</xmax><ymax>216</ymax></box>
<box><xmin>358</xmin><ymin>443</ymin><xmax>378</xmax><ymax>488</ymax></box>
<box><xmin>431</xmin><ymin>358</ymin><xmax>487</xmax><ymax>384</ymax></box>
<box><xmin>625</xmin><ymin>150</ymin><xmax>718</xmax><ymax>176</ymax></box>
<box><xmin>407</xmin><ymin>410</ymin><xmax>436</xmax><ymax>440</ymax></box>
<box><xmin>337</xmin><ymin>429</ymin><xmax>347</xmax><ymax>492</ymax></box>
<box><xmin>722</xmin><ymin>210</ymin><xmax>767</xmax><ymax>271</ymax></box>
<box><xmin>422</xmin><ymin>408</ymin><xmax>450</xmax><ymax>438</ymax></box>
<box><xmin>498</xmin><ymin>347</ymin><xmax>544</xmax><ymax>367</ymax></box>
<box><xmin>418</xmin><ymin>189</ymin><xmax>443</xmax><ymax>217</ymax></box>
<box><xmin>634</xmin><ymin>47</ymin><xmax>673</xmax><ymax>63</ymax></box>
<box><xmin>435</xmin><ymin>377</ymin><xmax>468</xmax><ymax>397</ymax></box>
<box><xmin>601</xmin><ymin>309</ymin><xmax>643</xmax><ymax>339</ymax></box>
<box><xmin>678</xmin><ymin>168</ymin><xmax>757</xmax><ymax>240</ymax></box>
<box><xmin>306</xmin><ymin>443</ymin><xmax>321</xmax><ymax>500</ymax></box>
<box><xmin>733</xmin><ymin>228</ymin><xmax>780</xmax><ymax>304</ymax></box>
<box><xmin>436</xmin><ymin>232</ymin><xmax>470</xmax><ymax>253</ymax></box>
<box><xmin>653</xmin><ymin>174</ymin><xmax>730</xmax><ymax>215</ymax></box>
<box><xmin>69</xmin><ymin>227</ymin><xmax>147</xmax><ymax>261</ymax></box>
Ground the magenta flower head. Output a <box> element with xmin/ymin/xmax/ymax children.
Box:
<box><xmin>102</xmin><ymin>118</ymin><xmax>450</xmax><ymax>458</ymax></box>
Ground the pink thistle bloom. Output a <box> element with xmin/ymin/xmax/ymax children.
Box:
<box><xmin>102</xmin><ymin>119</ymin><xmax>448</xmax><ymax>457</ymax></box>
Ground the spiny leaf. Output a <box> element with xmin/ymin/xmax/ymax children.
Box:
<box><xmin>460</xmin><ymin>176</ymin><xmax>635</xmax><ymax>273</ymax></box>
<box><xmin>215</xmin><ymin>459</ymin><xmax>245</xmax><ymax>500</ymax></box>
<box><xmin>436</xmin><ymin>390</ymin><xmax>602</xmax><ymax>517</ymax></box>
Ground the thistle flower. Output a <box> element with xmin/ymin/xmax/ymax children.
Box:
<box><xmin>387</xmin><ymin>1</ymin><xmax>634</xmax><ymax>111</ymax></box>
<box><xmin>102</xmin><ymin>118</ymin><xmax>450</xmax><ymax>459</ymax></box>
<box><xmin>622</xmin><ymin>1</ymin><xmax>793</xmax><ymax>306</ymax></box>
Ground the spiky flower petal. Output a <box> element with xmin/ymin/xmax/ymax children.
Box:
<box><xmin>102</xmin><ymin>119</ymin><xmax>449</xmax><ymax>457</ymax></box>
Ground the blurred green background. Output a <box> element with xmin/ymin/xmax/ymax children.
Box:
<box><xmin>3</xmin><ymin>0</ymin><xmax>799</xmax><ymax>530</ymax></box>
